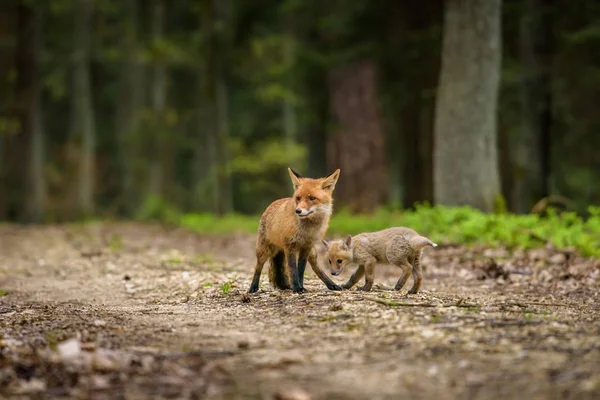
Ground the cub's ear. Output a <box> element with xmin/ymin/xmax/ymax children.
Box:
<box><xmin>322</xmin><ymin>239</ymin><xmax>331</xmax><ymax>249</ymax></box>
<box><xmin>321</xmin><ymin>168</ymin><xmax>341</xmax><ymax>191</ymax></box>
<box><xmin>343</xmin><ymin>234</ymin><xmax>352</xmax><ymax>248</ymax></box>
<box><xmin>288</xmin><ymin>167</ymin><xmax>302</xmax><ymax>189</ymax></box>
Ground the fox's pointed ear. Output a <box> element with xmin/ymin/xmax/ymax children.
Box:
<box><xmin>289</xmin><ymin>168</ymin><xmax>302</xmax><ymax>179</ymax></box>
<box><xmin>288</xmin><ymin>167</ymin><xmax>302</xmax><ymax>189</ymax></box>
<box><xmin>322</xmin><ymin>239</ymin><xmax>331</xmax><ymax>249</ymax></box>
<box><xmin>321</xmin><ymin>168</ymin><xmax>340</xmax><ymax>191</ymax></box>
<box><xmin>344</xmin><ymin>234</ymin><xmax>352</xmax><ymax>248</ymax></box>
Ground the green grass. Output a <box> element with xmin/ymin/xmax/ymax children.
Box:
<box><xmin>130</xmin><ymin>199</ymin><xmax>600</xmax><ymax>257</ymax></box>
<box><xmin>220</xmin><ymin>280</ymin><xmax>234</xmax><ymax>294</ymax></box>
<box><xmin>175</xmin><ymin>204</ymin><xmax>600</xmax><ymax>257</ymax></box>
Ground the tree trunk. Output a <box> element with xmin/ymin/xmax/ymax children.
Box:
<box><xmin>29</xmin><ymin>9</ymin><xmax>45</xmax><ymax>223</ymax></box>
<box><xmin>72</xmin><ymin>0</ymin><xmax>96</xmax><ymax>217</ymax></box>
<box><xmin>326</xmin><ymin>61</ymin><xmax>388</xmax><ymax>213</ymax></box>
<box><xmin>116</xmin><ymin>0</ymin><xmax>142</xmax><ymax>215</ymax></box>
<box><xmin>204</xmin><ymin>0</ymin><xmax>232</xmax><ymax>215</ymax></box>
<box><xmin>281</xmin><ymin>33</ymin><xmax>297</xmax><ymax>149</ymax></box>
<box><xmin>148</xmin><ymin>0</ymin><xmax>167</xmax><ymax>199</ymax></box>
<box><xmin>510</xmin><ymin>0</ymin><xmax>549</xmax><ymax>213</ymax></box>
<box><xmin>0</xmin><ymin>3</ymin><xmax>16</xmax><ymax>220</ymax></box>
<box><xmin>12</xmin><ymin>3</ymin><xmax>44</xmax><ymax>223</ymax></box>
<box><xmin>433</xmin><ymin>0</ymin><xmax>502</xmax><ymax>212</ymax></box>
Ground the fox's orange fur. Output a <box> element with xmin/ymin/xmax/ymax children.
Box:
<box><xmin>248</xmin><ymin>168</ymin><xmax>343</xmax><ymax>294</ymax></box>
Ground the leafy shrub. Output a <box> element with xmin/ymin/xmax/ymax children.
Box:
<box><xmin>136</xmin><ymin>195</ymin><xmax>181</xmax><ymax>225</ymax></box>
<box><xmin>178</xmin><ymin>204</ymin><xmax>600</xmax><ymax>257</ymax></box>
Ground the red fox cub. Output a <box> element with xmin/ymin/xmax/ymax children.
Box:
<box><xmin>322</xmin><ymin>227</ymin><xmax>437</xmax><ymax>293</ymax></box>
<box><xmin>248</xmin><ymin>168</ymin><xmax>344</xmax><ymax>294</ymax></box>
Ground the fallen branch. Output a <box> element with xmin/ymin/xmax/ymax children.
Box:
<box><xmin>362</xmin><ymin>296</ymin><xmax>437</xmax><ymax>307</ymax></box>
<box><xmin>361</xmin><ymin>296</ymin><xmax>479</xmax><ymax>308</ymax></box>
<box><xmin>133</xmin><ymin>349</ymin><xmax>237</xmax><ymax>360</ymax></box>
<box><xmin>506</xmin><ymin>301</ymin><xmax>576</xmax><ymax>308</ymax></box>
<box><xmin>488</xmin><ymin>319</ymin><xmax>543</xmax><ymax>328</ymax></box>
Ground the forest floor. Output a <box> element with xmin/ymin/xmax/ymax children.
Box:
<box><xmin>1</xmin><ymin>222</ymin><xmax>599</xmax><ymax>400</ymax></box>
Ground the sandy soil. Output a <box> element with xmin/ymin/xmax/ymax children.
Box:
<box><xmin>1</xmin><ymin>222</ymin><xmax>599</xmax><ymax>400</ymax></box>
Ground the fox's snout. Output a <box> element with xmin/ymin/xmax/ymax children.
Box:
<box><xmin>295</xmin><ymin>208</ymin><xmax>313</xmax><ymax>217</ymax></box>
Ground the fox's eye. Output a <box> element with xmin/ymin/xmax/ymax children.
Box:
<box><xmin>308</xmin><ymin>195</ymin><xmax>316</xmax><ymax>201</ymax></box>
<box><xmin>296</xmin><ymin>196</ymin><xmax>301</xmax><ymax>201</ymax></box>
<box><xmin>328</xmin><ymin>259</ymin><xmax>331</xmax><ymax>264</ymax></box>
<box><xmin>337</xmin><ymin>259</ymin><xmax>342</xmax><ymax>264</ymax></box>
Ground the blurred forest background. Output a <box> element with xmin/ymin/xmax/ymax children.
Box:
<box><xmin>1</xmin><ymin>0</ymin><xmax>599</xmax><ymax>224</ymax></box>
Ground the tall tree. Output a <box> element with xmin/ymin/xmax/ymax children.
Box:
<box><xmin>0</xmin><ymin>2</ymin><xmax>16</xmax><ymax>220</ymax></box>
<box><xmin>202</xmin><ymin>0</ymin><xmax>232</xmax><ymax>215</ymax></box>
<box><xmin>509</xmin><ymin>0</ymin><xmax>553</xmax><ymax>213</ymax></box>
<box><xmin>147</xmin><ymin>0</ymin><xmax>168</xmax><ymax>199</ymax></box>
<box><xmin>116</xmin><ymin>0</ymin><xmax>142</xmax><ymax>215</ymax></box>
<box><xmin>29</xmin><ymin>7</ymin><xmax>45</xmax><ymax>223</ymax></box>
<box><xmin>281</xmin><ymin>29</ymin><xmax>297</xmax><ymax>149</ymax></box>
<box><xmin>386</xmin><ymin>0</ymin><xmax>442</xmax><ymax>208</ymax></box>
<box><xmin>12</xmin><ymin>3</ymin><xmax>45</xmax><ymax>222</ymax></box>
<box><xmin>72</xmin><ymin>0</ymin><xmax>96</xmax><ymax>217</ymax></box>
<box><xmin>433</xmin><ymin>0</ymin><xmax>502</xmax><ymax>212</ymax></box>
<box><xmin>326</xmin><ymin>61</ymin><xmax>388</xmax><ymax>213</ymax></box>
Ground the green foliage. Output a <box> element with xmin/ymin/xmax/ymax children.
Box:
<box><xmin>179</xmin><ymin>213</ymin><xmax>258</xmax><ymax>234</ymax></box>
<box><xmin>230</xmin><ymin>139</ymin><xmax>307</xmax><ymax>213</ymax></box>
<box><xmin>177</xmin><ymin>204</ymin><xmax>600</xmax><ymax>257</ymax></box>
<box><xmin>136</xmin><ymin>196</ymin><xmax>181</xmax><ymax>225</ymax></box>
<box><xmin>220</xmin><ymin>280</ymin><xmax>234</xmax><ymax>294</ymax></box>
<box><xmin>493</xmin><ymin>194</ymin><xmax>508</xmax><ymax>214</ymax></box>
<box><xmin>230</xmin><ymin>139</ymin><xmax>306</xmax><ymax>175</ymax></box>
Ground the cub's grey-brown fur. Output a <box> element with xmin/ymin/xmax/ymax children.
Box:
<box><xmin>322</xmin><ymin>227</ymin><xmax>437</xmax><ymax>293</ymax></box>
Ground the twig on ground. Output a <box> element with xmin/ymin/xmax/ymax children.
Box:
<box><xmin>503</xmin><ymin>301</ymin><xmax>576</xmax><ymax>308</ymax></box>
<box><xmin>362</xmin><ymin>296</ymin><xmax>433</xmax><ymax>307</ymax></box>
<box><xmin>361</xmin><ymin>295</ymin><xmax>480</xmax><ymax>308</ymax></box>
<box><xmin>488</xmin><ymin>319</ymin><xmax>543</xmax><ymax>327</ymax></box>
<box><xmin>133</xmin><ymin>349</ymin><xmax>237</xmax><ymax>360</ymax></box>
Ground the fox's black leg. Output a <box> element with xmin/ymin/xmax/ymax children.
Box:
<box><xmin>297</xmin><ymin>248</ymin><xmax>310</xmax><ymax>289</ymax></box>
<box><xmin>249</xmin><ymin>248</ymin><xmax>270</xmax><ymax>293</ymax></box>
<box><xmin>286</xmin><ymin>251</ymin><xmax>305</xmax><ymax>294</ymax></box>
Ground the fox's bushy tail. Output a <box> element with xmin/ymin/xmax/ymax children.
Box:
<box><xmin>268</xmin><ymin>251</ymin><xmax>291</xmax><ymax>289</ymax></box>
<box><xmin>409</xmin><ymin>235</ymin><xmax>438</xmax><ymax>251</ymax></box>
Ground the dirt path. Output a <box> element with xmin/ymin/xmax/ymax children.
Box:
<box><xmin>1</xmin><ymin>222</ymin><xmax>599</xmax><ymax>399</ymax></box>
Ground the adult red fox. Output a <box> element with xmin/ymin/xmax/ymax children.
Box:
<box><xmin>248</xmin><ymin>168</ymin><xmax>343</xmax><ymax>294</ymax></box>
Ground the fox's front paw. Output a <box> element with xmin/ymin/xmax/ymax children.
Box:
<box><xmin>357</xmin><ymin>285</ymin><xmax>372</xmax><ymax>292</ymax></box>
<box><xmin>248</xmin><ymin>285</ymin><xmax>259</xmax><ymax>294</ymax></box>
<box><xmin>327</xmin><ymin>284</ymin><xmax>343</xmax><ymax>291</ymax></box>
<box><xmin>407</xmin><ymin>288</ymin><xmax>419</xmax><ymax>295</ymax></box>
<box><xmin>293</xmin><ymin>287</ymin><xmax>307</xmax><ymax>294</ymax></box>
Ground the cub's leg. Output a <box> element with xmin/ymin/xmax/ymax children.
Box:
<box><xmin>408</xmin><ymin>253</ymin><xmax>423</xmax><ymax>294</ymax></box>
<box><xmin>394</xmin><ymin>260</ymin><xmax>413</xmax><ymax>291</ymax></box>
<box><xmin>358</xmin><ymin>260</ymin><xmax>376</xmax><ymax>291</ymax></box>
<box><xmin>342</xmin><ymin>265</ymin><xmax>365</xmax><ymax>290</ymax></box>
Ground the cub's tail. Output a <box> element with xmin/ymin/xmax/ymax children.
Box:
<box><xmin>409</xmin><ymin>235</ymin><xmax>438</xmax><ymax>251</ymax></box>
